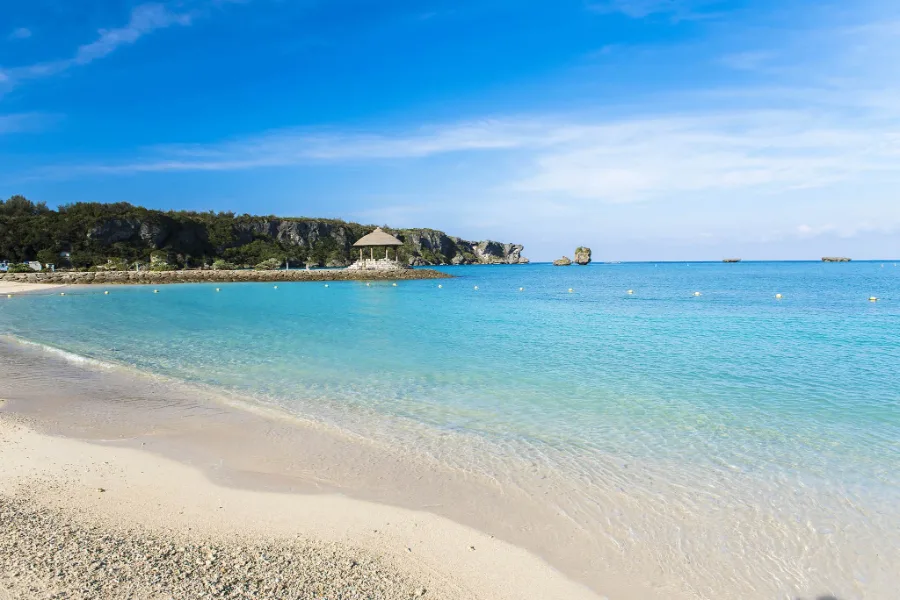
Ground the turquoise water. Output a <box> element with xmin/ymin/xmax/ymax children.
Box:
<box><xmin>3</xmin><ymin>262</ymin><xmax>900</xmax><ymax>595</ymax></box>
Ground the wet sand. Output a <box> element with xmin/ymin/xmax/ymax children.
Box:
<box><xmin>0</xmin><ymin>281</ymin><xmax>67</xmax><ymax>295</ymax></box>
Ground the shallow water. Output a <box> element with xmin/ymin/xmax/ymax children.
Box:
<box><xmin>3</xmin><ymin>262</ymin><xmax>899</xmax><ymax>598</ymax></box>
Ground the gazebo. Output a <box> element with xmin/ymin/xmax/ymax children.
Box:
<box><xmin>348</xmin><ymin>228</ymin><xmax>407</xmax><ymax>271</ymax></box>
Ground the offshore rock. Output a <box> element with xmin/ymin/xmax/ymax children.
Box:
<box><xmin>553</xmin><ymin>257</ymin><xmax>572</xmax><ymax>266</ymax></box>
<box><xmin>574</xmin><ymin>247</ymin><xmax>591</xmax><ymax>265</ymax></box>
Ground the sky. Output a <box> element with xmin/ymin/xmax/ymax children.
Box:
<box><xmin>1</xmin><ymin>0</ymin><xmax>899</xmax><ymax>261</ymax></box>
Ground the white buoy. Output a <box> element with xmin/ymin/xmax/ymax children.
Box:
<box><xmin>474</xmin><ymin>285</ymin><xmax>479</xmax><ymax>290</ymax></box>
<box><xmin>104</xmin><ymin>291</ymin><xmax>109</xmax><ymax>295</ymax></box>
<box><xmin>60</xmin><ymin>292</ymin><xmax>66</xmax><ymax>296</ymax></box>
<box><xmin>324</xmin><ymin>284</ymin><xmax>329</xmax><ymax>288</ymax></box>
<box><xmin>153</xmin><ymin>290</ymin><xmax>159</xmax><ymax>294</ymax></box>
<box><xmin>694</xmin><ymin>291</ymin><xmax>702</xmax><ymax>297</ymax></box>
<box><xmin>215</xmin><ymin>288</ymin><xmax>220</xmax><ymax>292</ymax></box>
<box><xmin>438</xmin><ymin>284</ymin><xmax>442</xmax><ymax>289</ymax></box>
<box><xmin>519</xmin><ymin>287</ymin><xmax>524</xmax><ymax>292</ymax></box>
<box><xmin>6</xmin><ymin>294</ymin><xmax>11</xmax><ymax>298</ymax></box>
<box><xmin>392</xmin><ymin>283</ymin><xmax>397</xmax><ymax>287</ymax></box>
<box><xmin>366</xmin><ymin>283</ymin><xmax>371</xmax><ymax>287</ymax></box>
<box><xmin>869</xmin><ymin>296</ymin><xmax>878</xmax><ymax>302</ymax></box>
<box><xmin>627</xmin><ymin>289</ymin><xmax>634</xmax><ymax>295</ymax></box>
<box><xmin>568</xmin><ymin>288</ymin><xmax>574</xmax><ymax>293</ymax></box>
<box><xmin>775</xmin><ymin>293</ymin><xmax>783</xmax><ymax>299</ymax></box>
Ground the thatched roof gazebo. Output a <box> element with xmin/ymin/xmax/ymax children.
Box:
<box><xmin>348</xmin><ymin>228</ymin><xmax>408</xmax><ymax>270</ymax></box>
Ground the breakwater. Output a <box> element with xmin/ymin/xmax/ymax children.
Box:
<box><xmin>0</xmin><ymin>268</ymin><xmax>452</xmax><ymax>285</ymax></box>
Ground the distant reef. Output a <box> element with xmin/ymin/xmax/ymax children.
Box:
<box><xmin>822</xmin><ymin>257</ymin><xmax>851</xmax><ymax>262</ymax></box>
<box><xmin>0</xmin><ymin>196</ymin><xmax>528</xmax><ymax>270</ymax></box>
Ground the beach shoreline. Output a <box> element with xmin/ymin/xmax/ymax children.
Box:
<box><xmin>0</xmin><ymin>417</ymin><xmax>595</xmax><ymax>600</ymax></box>
<box><xmin>0</xmin><ymin>281</ymin><xmax>68</xmax><ymax>295</ymax></box>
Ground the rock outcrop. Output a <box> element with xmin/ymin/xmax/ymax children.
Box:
<box><xmin>574</xmin><ymin>247</ymin><xmax>591</xmax><ymax>265</ymax></box>
<box><xmin>553</xmin><ymin>257</ymin><xmax>572</xmax><ymax>266</ymax></box>
<box><xmin>822</xmin><ymin>257</ymin><xmax>851</xmax><ymax>262</ymax></box>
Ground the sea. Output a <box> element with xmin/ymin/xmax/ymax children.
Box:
<box><xmin>2</xmin><ymin>261</ymin><xmax>899</xmax><ymax>598</ymax></box>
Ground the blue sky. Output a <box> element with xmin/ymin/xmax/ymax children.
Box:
<box><xmin>1</xmin><ymin>0</ymin><xmax>898</xmax><ymax>261</ymax></box>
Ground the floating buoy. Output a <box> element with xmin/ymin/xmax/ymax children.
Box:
<box><xmin>60</xmin><ymin>292</ymin><xmax>66</xmax><ymax>296</ymax></box>
<box><xmin>869</xmin><ymin>297</ymin><xmax>878</xmax><ymax>302</ymax></box>
<box><xmin>775</xmin><ymin>293</ymin><xmax>783</xmax><ymax>299</ymax></box>
<box><xmin>153</xmin><ymin>290</ymin><xmax>159</xmax><ymax>294</ymax></box>
<box><xmin>6</xmin><ymin>294</ymin><xmax>11</xmax><ymax>298</ymax></box>
<box><xmin>627</xmin><ymin>289</ymin><xmax>634</xmax><ymax>295</ymax></box>
<box><xmin>519</xmin><ymin>287</ymin><xmax>524</xmax><ymax>292</ymax></box>
<box><xmin>104</xmin><ymin>291</ymin><xmax>109</xmax><ymax>295</ymax></box>
<box><xmin>474</xmin><ymin>285</ymin><xmax>479</xmax><ymax>290</ymax></box>
<box><xmin>694</xmin><ymin>291</ymin><xmax>702</xmax><ymax>297</ymax></box>
<box><xmin>215</xmin><ymin>288</ymin><xmax>220</xmax><ymax>292</ymax></box>
<box><xmin>324</xmin><ymin>284</ymin><xmax>329</xmax><ymax>288</ymax></box>
<box><xmin>366</xmin><ymin>283</ymin><xmax>371</xmax><ymax>287</ymax></box>
<box><xmin>568</xmin><ymin>288</ymin><xmax>574</xmax><ymax>293</ymax></box>
<box><xmin>437</xmin><ymin>284</ymin><xmax>442</xmax><ymax>289</ymax></box>
<box><xmin>392</xmin><ymin>283</ymin><xmax>397</xmax><ymax>287</ymax></box>
<box><xmin>274</xmin><ymin>285</ymin><xmax>278</xmax><ymax>289</ymax></box>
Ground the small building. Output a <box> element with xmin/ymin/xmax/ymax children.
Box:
<box><xmin>0</xmin><ymin>260</ymin><xmax>9</xmax><ymax>273</ymax></box>
<box><xmin>347</xmin><ymin>228</ymin><xmax>408</xmax><ymax>271</ymax></box>
<box><xmin>27</xmin><ymin>261</ymin><xmax>42</xmax><ymax>271</ymax></box>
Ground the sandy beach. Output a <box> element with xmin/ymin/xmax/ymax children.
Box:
<box><xmin>0</xmin><ymin>414</ymin><xmax>595</xmax><ymax>600</ymax></box>
<box><xmin>0</xmin><ymin>281</ymin><xmax>67</xmax><ymax>295</ymax></box>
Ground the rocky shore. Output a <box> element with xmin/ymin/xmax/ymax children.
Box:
<box><xmin>0</xmin><ymin>268</ymin><xmax>452</xmax><ymax>286</ymax></box>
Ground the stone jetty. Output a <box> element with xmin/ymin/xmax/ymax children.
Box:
<box><xmin>0</xmin><ymin>268</ymin><xmax>452</xmax><ymax>286</ymax></box>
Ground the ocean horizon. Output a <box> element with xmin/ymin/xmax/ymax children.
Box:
<box><xmin>2</xmin><ymin>261</ymin><xmax>899</xmax><ymax>598</ymax></box>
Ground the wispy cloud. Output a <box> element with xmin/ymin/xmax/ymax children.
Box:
<box><xmin>587</xmin><ymin>0</ymin><xmax>718</xmax><ymax>19</ymax></box>
<box><xmin>7</xmin><ymin>27</ymin><xmax>32</xmax><ymax>41</ymax></box>
<box><xmin>0</xmin><ymin>112</ymin><xmax>60</xmax><ymax>135</ymax></box>
<box><xmin>718</xmin><ymin>51</ymin><xmax>775</xmax><ymax>71</ymax></box>
<box><xmin>1</xmin><ymin>3</ymin><xmax>194</xmax><ymax>91</ymax></box>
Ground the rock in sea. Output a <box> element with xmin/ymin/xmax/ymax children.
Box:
<box><xmin>553</xmin><ymin>257</ymin><xmax>572</xmax><ymax>266</ymax></box>
<box><xmin>574</xmin><ymin>247</ymin><xmax>591</xmax><ymax>266</ymax></box>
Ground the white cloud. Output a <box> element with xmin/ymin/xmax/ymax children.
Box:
<box><xmin>1</xmin><ymin>3</ymin><xmax>194</xmax><ymax>90</ymax></box>
<box><xmin>8</xmin><ymin>28</ymin><xmax>32</xmax><ymax>41</ymax></box>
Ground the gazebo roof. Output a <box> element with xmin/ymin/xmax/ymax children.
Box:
<box><xmin>353</xmin><ymin>227</ymin><xmax>403</xmax><ymax>247</ymax></box>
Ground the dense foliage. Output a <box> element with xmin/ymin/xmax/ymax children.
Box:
<box><xmin>0</xmin><ymin>196</ymin><xmax>373</xmax><ymax>269</ymax></box>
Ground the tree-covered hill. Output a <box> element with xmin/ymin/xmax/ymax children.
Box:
<box><xmin>0</xmin><ymin>196</ymin><xmax>527</xmax><ymax>269</ymax></box>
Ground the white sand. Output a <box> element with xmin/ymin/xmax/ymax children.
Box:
<box><xmin>0</xmin><ymin>281</ymin><xmax>66</xmax><ymax>295</ymax></box>
<box><xmin>0</xmin><ymin>416</ymin><xmax>598</xmax><ymax>600</ymax></box>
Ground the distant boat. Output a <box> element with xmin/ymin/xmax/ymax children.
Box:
<box><xmin>822</xmin><ymin>257</ymin><xmax>851</xmax><ymax>262</ymax></box>
<box><xmin>723</xmin><ymin>258</ymin><xmax>742</xmax><ymax>263</ymax></box>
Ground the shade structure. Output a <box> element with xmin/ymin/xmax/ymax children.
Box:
<box><xmin>353</xmin><ymin>228</ymin><xmax>403</xmax><ymax>247</ymax></box>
